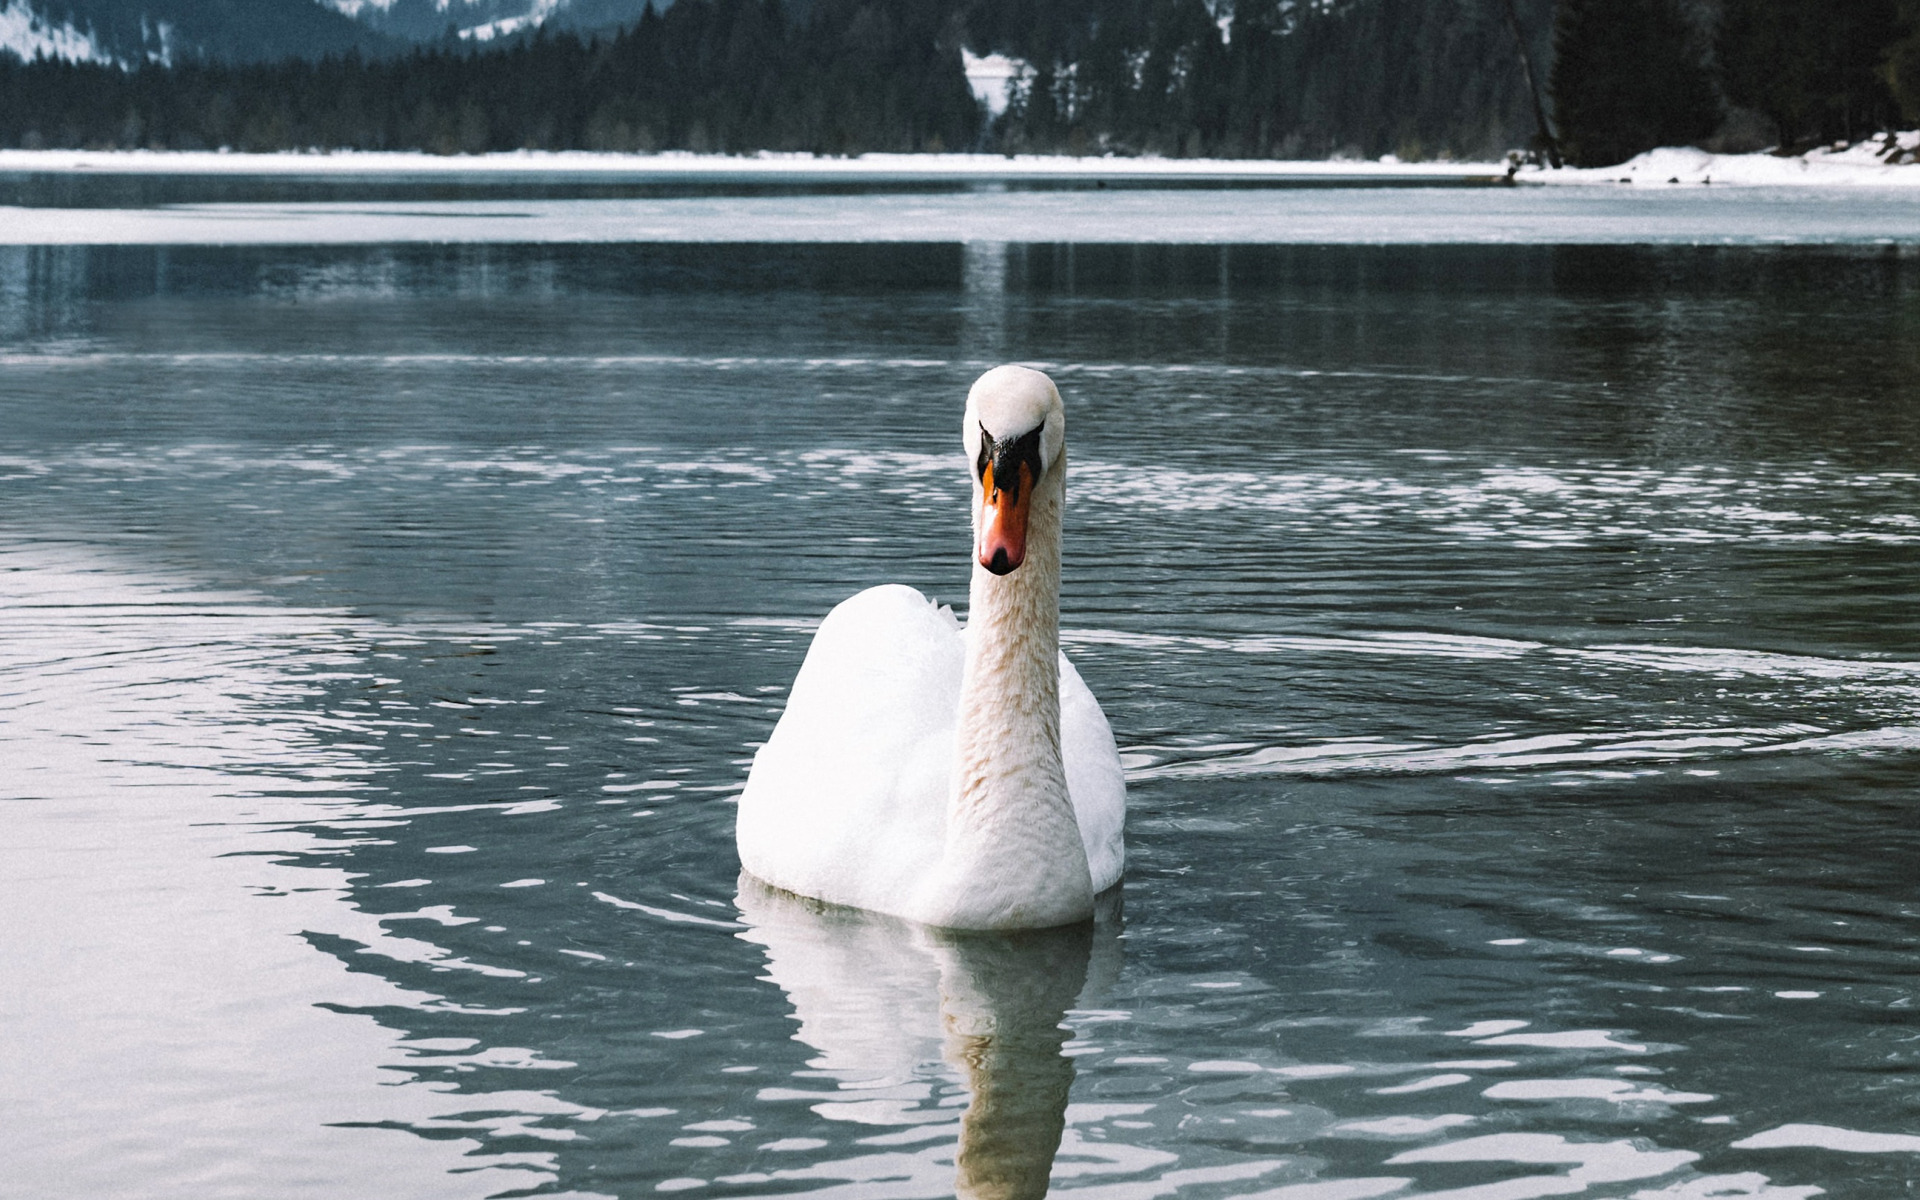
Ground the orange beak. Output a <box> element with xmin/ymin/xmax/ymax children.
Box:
<box><xmin>977</xmin><ymin>460</ymin><xmax>1033</xmax><ymax>575</ymax></box>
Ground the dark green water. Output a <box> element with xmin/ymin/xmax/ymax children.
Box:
<box><xmin>3</xmin><ymin>235</ymin><xmax>1918</xmax><ymax>1199</ymax></box>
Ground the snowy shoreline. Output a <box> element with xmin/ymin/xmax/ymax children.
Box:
<box><xmin>4</xmin><ymin>139</ymin><xmax>1916</xmax><ymax>246</ymax></box>
<box><xmin>0</xmin><ymin>136</ymin><xmax>1915</xmax><ymax>187</ymax></box>
<box><xmin>0</xmin><ymin>147</ymin><xmax>1510</xmax><ymax>183</ymax></box>
<box><xmin>1527</xmin><ymin>136</ymin><xmax>1920</xmax><ymax>188</ymax></box>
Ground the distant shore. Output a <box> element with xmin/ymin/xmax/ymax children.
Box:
<box><xmin>1</xmin><ymin>139</ymin><xmax>1915</xmax><ymax>188</ymax></box>
<box><xmin>0</xmin><ymin>148</ymin><xmax>1512</xmax><ymax>186</ymax></box>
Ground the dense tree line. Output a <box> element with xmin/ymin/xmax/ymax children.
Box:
<box><xmin>1720</xmin><ymin>0</ymin><xmax>1917</xmax><ymax>145</ymax></box>
<box><xmin>0</xmin><ymin>0</ymin><xmax>1564</xmax><ymax>160</ymax></box>
<box><xmin>2</xmin><ymin>0</ymin><xmax>1918</xmax><ymax>163</ymax></box>
<box><xmin>969</xmin><ymin>0</ymin><xmax>1557</xmax><ymax>161</ymax></box>
<box><xmin>0</xmin><ymin>0</ymin><xmax>981</xmax><ymax>154</ymax></box>
<box><xmin>1551</xmin><ymin>0</ymin><xmax>1920</xmax><ymax>167</ymax></box>
<box><xmin>980</xmin><ymin>0</ymin><xmax>1920</xmax><ymax>164</ymax></box>
<box><xmin>1549</xmin><ymin>0</ymin><xmax>1718</xmax><ymax>167</ymax></box>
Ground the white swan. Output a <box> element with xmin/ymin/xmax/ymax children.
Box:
<box><xmin>736</xmin><ymin>365</ymin><xmax>1125</xmax><ymax>930</ymax></box>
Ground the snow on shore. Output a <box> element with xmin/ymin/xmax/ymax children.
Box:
<box><xmin>1</xmin><ymin>139</ymin><xmax>1918</xmax><ymax>186</ymax></box>
<box><xmin>1531</xmin><ymin>133</ymin><xmax>1920</xmax><ymax>188</ymax></box>
<box><xmin>0</xmin><ymin>147</ymin><xmax>1508</xmax><ymax>182</ymax></box>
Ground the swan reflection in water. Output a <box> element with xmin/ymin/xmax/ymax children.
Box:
<box><xmin>736</xmin><ymin>875</ymin><xmax>1123</xmax><ymax>1200</ymax></box>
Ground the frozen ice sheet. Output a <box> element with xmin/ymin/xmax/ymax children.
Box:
<box><xmin>3</xmin><ymin>186</ymin><xmax>1919</xmax><ymax>246</ymax></box>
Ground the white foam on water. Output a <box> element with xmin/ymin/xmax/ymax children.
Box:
<box><xmin>1228</xmin><ymin>1181</ymin><xmax>1414</xmax><ymax>1200</ymax></box>
<box><xmin>1333</xmin><ymin>1115</ymin><xmax>1476</xmax><ymax>1138</ymax></box>
<box><xmin>1628</xmin><ymin>1174</ymin><xmax>1823</xmax><ymax>1199</ymax></box>
<box><xmin>1731</xmin><ymin>1124</ymin><xmax>1920</xmax><ymax>1153</ymax></box>
<box><xmin>1373</xmin><ymin>1075</ymin><xmax>1473</xmax><ymax>1095</ymax></box>
<box><xmin>1475</xmin><ymin>1031</ymin><xmax>1649</xmax><ymax>1053</ymax></box>
<box><xmin>1388</xmin><ymin>1131</ymin><xmax>1698</xmax><ymax>1183</ymax></box>
<box><xmin>1482</xmin><ymin>1079</ymin><xmax>1714</xmax><ymax>1104</ymax></box>
<box><xmin>1119</xmin><ymin>720</ymin><xmax>1908</xmax><ymax>781</ymax></box>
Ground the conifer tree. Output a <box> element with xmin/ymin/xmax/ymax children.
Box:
<box><xmin>1550</xmin><ymin>0</ymin><xmax>1719</xmax><ymax>167</ymax></box>
<box><xmin>1720</xmin><ymin>0</ymin><xmax>1905</xmax><ymax>146</ymax></box>
<box><xmin>19</xmin><ymin>0</ymin><xmax>1917</xmax><ymax>162</ymax></box>
<box><xmin>1889</xmin><ymin>1</ymin><xmax>1920</xmax><ymax>123</ymax></box>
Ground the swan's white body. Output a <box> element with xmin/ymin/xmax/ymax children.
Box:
<box><xmin>736</xmin><ymin>366</ymin><xmax>1125</xmax><ymax>930</ymax></box>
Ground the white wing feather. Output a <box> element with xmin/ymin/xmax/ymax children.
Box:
<box><xmin>737</xmin><ymin>585</ymin><xmax>963</xmax><ymax>914</ymax></box>
<box><xmin>1060</xmin><ymin>652</ymin><xmax>1126</xmax><ymax>893</ymax></box>
<box><xmin>736</xmin><ymin>584</ymin><xmax>1126</xmax><ymax>916</ymax></box>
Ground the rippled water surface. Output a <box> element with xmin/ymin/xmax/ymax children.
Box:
<box><xmin>4</xmin><ymin>232</ymin><xmax>1919</xmax><ymax>1200</ymax></box>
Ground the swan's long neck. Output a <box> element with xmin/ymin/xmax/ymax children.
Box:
<box><xmin>938</xmin><ymin>455</ymin><xmax>1094</xmax><ymax>929</ymax></box>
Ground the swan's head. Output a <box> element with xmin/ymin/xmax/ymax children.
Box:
<box><xmin>963</xmin><ymin>365</ymin><xmax>1065</xmax><ymax>576</ymax></box>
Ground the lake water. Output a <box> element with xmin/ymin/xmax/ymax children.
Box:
<box><xmin>3</xmin><ymin>188</ymin><xmax>1919</xmax><ymax>1200</ymax></box>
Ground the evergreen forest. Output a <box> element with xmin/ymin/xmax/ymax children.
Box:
<box><xmin>1</xmin><ymin>0</ymin><xmax>1917</xmax><ymax>167</ymax></box>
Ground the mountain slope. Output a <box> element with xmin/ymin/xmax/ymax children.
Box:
<box><xmin>0</xmin><ymin>1</ymin><xmax>102</xmax><ymax>61</ymax></box>
<box><xmin>1</xmin><ymin>0</ymin><xmax>395</xmax><ymax>64</ymax></box>
<box><xmin>324</xmin><ymin>0</ymin><xmax>672</xmax><ymax>44</ymax></box>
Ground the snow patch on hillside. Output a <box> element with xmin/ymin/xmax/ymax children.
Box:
<box><xmin>962</xmin><ymin>50</ymin><xmax>1024</xmax><ymax>118</ymax></box>
<box><xmin>0</xmin><ymin>0</ymin><xmax>113</xmax><ymax>64</ymax></box>
<box><xmin>320</xmin><ymin>0</ymin><xmax>399</xmax><ymax>17</ymax></box>
<box><xmin>461</xmin><ymin>0</ymin><xmax>562</xmax><ymax>42</ymax></box>
<box><xmin>141</xmin><ymin>18</ymin><xmax>173</xmax><ymax>66</ymax></box>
